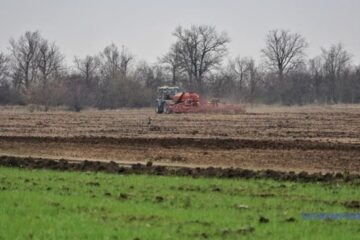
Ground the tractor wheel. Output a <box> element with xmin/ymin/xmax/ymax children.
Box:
<box><xmin>155</xmin><ymin>101</ymin><xmax>164</xmax><ymax>114</ymax></box>
<box><xmin>155</xmin><ymin>106</ymin><xmax>163</xmax><ymax>114</ymax></box>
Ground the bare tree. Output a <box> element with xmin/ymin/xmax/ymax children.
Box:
<box><xmin>0</xmin><ymin>52</ymin><xmax>11</xmax><ymax>103</ymax></box>
<box><xmin>9</xmin><ymin>31</ymin><xmax>42</xmax><ymax>91</ymax></box>
<box><xmin>229</xmin><ymin>56</ymin><xmax>248</xmax><ymax>94</ymax></box>
<box><xmin>161</xmin><ymin>42</ymin><xmax>183</xmax><ymax>86</ymax></box>
<box><xmin>245</xmin><ymin>58</ymin><xmax>261</xmax><ymax>103</ymax></box>
<box><xmin>34</xmin><ymin>40</ymin><xmax>63</xmax><ymax>109</ymax></box>
<box><xmin>38</xmin><ymin>40</ymin><xmax>63</xmax><ymax>87</ymax></box>
<box><xmin>99</xmin><ymin>44</ymin><xmax>134</xmax><ymax>79</ymax></box>
<box><xmin>74</xmin><ymin>55</ymin><xmax>100</xmax><ymax>88</ymax></box>
<box><xmin>134</xmin><ymin>61</ymin><xmax>165</xmax><ymax>88</ymax></box>
<box><xmin>0</xmin><ymin>53</ymin><xmax>10</xmax><ymax>83</ymax></box>
<box><xmin>262</xmin><ymin>29</ymin><xmax>308</xmax><ymax>80</ymax></box>
<box><xmin>228</xmin><ymin>57</ymin><xmax>260</xmax><ymax>102</ymax></box>
<box><xmin>120</xmin><ymin>45</ymin><xmax>134</xmax><ymax>77</ymax></box>
<box><xmin>352</xmin><ymin>66</ymin><xmax>360</xmax><ymax>102</ymax></box>
<box><xmin>100</xmin><ymin>43</ymin><xmax>121</xmax><ymax>79</ymax></box>
<box><xmin>170</xmin><ymin>25</ymin><xmax>230</xmax><ymax>91</ymax></box>
<box><xmin>321</xmin><ymin>43</ymin><xmax>352</xmax><ymax>103</ymax></box>
<box><xmin>308</xmin><ymin>56</ymin><xmax>324</xmax><ymax>102</ymax></box>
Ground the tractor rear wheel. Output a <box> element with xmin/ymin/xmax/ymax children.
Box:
<box><xmin>155</xmin><ymin>101</ymin><xmax>164</xmax><ymax>114</ymax></box>
<box><xmin>155</xmin><ymin>106</ymin><xmax>163</xmax><ymax>114</ymax></box>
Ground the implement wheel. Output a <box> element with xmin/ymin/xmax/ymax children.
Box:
<box><xmin>163</xmin><ymin>103</ymin><xmax>172</xmax><ymax>114</ymax></box>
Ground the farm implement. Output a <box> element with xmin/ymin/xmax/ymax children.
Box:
<box><xmin>155</xmin><ymin>86</ymin><xmax>245</xmax><ymax>114</ymax></box>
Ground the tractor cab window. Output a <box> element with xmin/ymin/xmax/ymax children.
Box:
<box><xmin>158</xmin><ymin>87</ymin><xmax>179</xmax><ymax>100</ymax></box>
<box><xmin>165</xmin><ymin>94</ymin><xmax>171</xmax><ymax>100</ymax></box>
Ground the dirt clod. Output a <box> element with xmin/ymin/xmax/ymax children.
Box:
<box><xmin>118</xmin><ymin>193</ymin><xmax>129</xmax><ymax>200</ymax></box>
<box><xmin>86</xmin><ymin>181</ymin><xmax>100</xmax><ymax>186</ymax></box>
<box><xmin>236</xmin><ymin>226</ymin><xmax>255</xmax><ymax>235</ymax></box>
<box><xmin>259</xmin><ymin>216</ymin><xmax>269</xmax><ymax>223</ymax></box>
<box><xmin>212</xmin><ymin>187</ymin><xmax>221</xmax><ymax>192</ymax></box>
<box><xmin>285</xmin><ymin>217</ymin><xmax>296</xmax><ymax>222</ymax></box>
<box><xmin>344</xmin><ymin>201</ymin><xmax>360</xmax><ymax>209</ymax></box>
<box><xmin>155</xmin><ymin>196</ymin><xmax>164</xmax><ymax>203</ymax></box>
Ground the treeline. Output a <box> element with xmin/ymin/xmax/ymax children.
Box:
<box><xmin>0</xmin><ymin>26</ymin><xmax>359</xmax><ymax>110</ymax></box>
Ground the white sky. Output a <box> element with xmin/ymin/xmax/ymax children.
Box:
<box><xmin>0</xmin><ymin>0</ymin><xmax>359</xmax><ymax>65</ymax></box>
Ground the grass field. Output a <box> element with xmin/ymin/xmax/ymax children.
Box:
<box><xmin>1</xmin><ymin>167</ymin><xmax>359</xmax><ymax>240</ymax></box>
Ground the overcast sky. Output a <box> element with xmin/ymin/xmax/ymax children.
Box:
<box><xmin>1</xmin><ymin>0</ymin><xmax>359</xmax><ymax>65</ymax></box>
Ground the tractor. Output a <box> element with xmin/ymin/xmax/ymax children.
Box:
<box><xmin>155</xmin><ymin>86</ymin><xmax>245</xmax><ymax>114</ymax></box>
<box><xmin>155</xmin><ymin>86</ymin><xmax>180</xmax><ymax>113</ymax></box>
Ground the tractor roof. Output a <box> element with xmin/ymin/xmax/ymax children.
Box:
<box><xmin>158</xmin><ymin>86</ymin><xmax>179</xmax><ymax>90</ymax></box>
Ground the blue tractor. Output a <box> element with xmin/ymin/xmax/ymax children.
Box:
<box><xmin>155</xmin><ymin>86</ymin><xmax>180</xmax><ymax>114</ymax></box>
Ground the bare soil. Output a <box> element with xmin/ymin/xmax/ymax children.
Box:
<box><xmin>1</xmin><ymin>105</ymin><xmax>360</xmax><ymax>174</ymax></box>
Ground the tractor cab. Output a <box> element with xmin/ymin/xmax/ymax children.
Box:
<box><xmin>157</xmin><ymin>86</ymin><xmax>179</xmax><ymax>100</ymax></box>
<box><xmin>156</xmin><ymin>86</ymin><xmax>179</xmax><ymax>113</ymax></box>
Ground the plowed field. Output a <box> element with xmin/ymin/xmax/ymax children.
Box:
<box><xmin>1</xmin><ymin>105</ymin><xmax>360</xmax><ymax>174</ymax></box>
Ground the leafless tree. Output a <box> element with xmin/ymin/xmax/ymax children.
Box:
<box><xmin>321</xmin><ymin>43</ymin><xmax>352</xmax><ymax>103</ymax></box>
<box><xmin>0</xmin><ymin>53</ymin><xmax>10</xmax><ymax>83</ymax></box>
<box><xmin>34</xmin><ymin>40</ymin><xmax>63</xmax><ymax>109</ymax></box>
<box><xmin>120</xmin><ymin>45</ymin><xmax>134</xmax><ymax>77</ymax></box>
<box><xmin>100</xmin><ymin>43</ymin><xmax>121</xmax><ymax>79</ymax></box>
<box><xmin>74</xmin><ymin>55</ymin><xmax>100</xmax><ymax>88</ymax></box>
<box><xmin>0</xmin><ymin>52</ymin><xmax>11</xmax><ymax>103</ymax></box>
<box><xmin>229</xmin><ymin>56</ymin><xmax>248</xmax><ymax>94</ymax></box>
<box><xmin>134</xmin><ymin>61</ymin><xmax>165</xmax><ymax>88</ymax></box>
<box><xmin>38</xmin><ymin>40</ymin><xmax>63</xmax><ymax>87</ymax></box>
<box><xmin>228</xmin><ymin>57</ymin><xmax>260</xmax><ymax>102</ymax></box>
<box><xmin>99</xmin><ymin>44</ymin><xmax>134</xmax><ymax>80</ymax></box>
<box><xmin>308</xmin><ymin>56</ymin><xmax>324</xmax><ymax>101</ymax></box>
<box><xmin>171</xmin><ymin>25</ymin><xmax>230</xmax><ymax>91</ymax></box>
<box><xmin>9</xmin><ymin>31</ymin><xmax>42</xmax><ymax>91</ymax></box>
<box><xmin>352</xmin><ymin>66</ymin><xmax>360</xmax><ymax>102</ymax></box>
<box><xmin>161</xmin><ymin>42</ymin><xmax>183</xmax><ymax>86</ymax></box>
<box><xmin>262</xmin><ymin>29</ymin><xmax>308</xmax><ymax>80</ymax></box>
<box><xmin>245</xmin><ymin>58</ymin><xmax>261</xmax><ymax>103</ymax></box>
